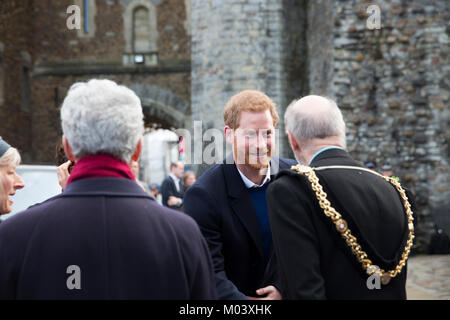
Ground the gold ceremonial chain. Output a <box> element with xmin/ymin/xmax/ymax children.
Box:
<box><xmin>291</xmin><ymin>164</ymin><xmax>415</xmax><ymax>285</ymax></box>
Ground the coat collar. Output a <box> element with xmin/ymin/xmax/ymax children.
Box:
<box><xmin>62</xmin><ymin>177</ymin><xmax>154</xmax><ymax>200</ymax></box>
<box><xmin>310</xmin><ymin>148</ymin><xmax>363</xmax><ymax>168</ymax></box>
<box><xmin>223</xmin><ymin>154</ymin><xmax>281</xmax><ymax>198</ymax></box>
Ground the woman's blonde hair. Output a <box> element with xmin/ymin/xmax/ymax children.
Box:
<box><xmin>182</xmin><ymin>171</ymin><xmax>195</xmax><ymax>185</ymax></box>
<box><xmin>0</xmin><ymin>147</ymin><xmax>21</xmax><ymax>167</ymax></box>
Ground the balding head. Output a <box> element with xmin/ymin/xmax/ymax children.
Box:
<box><xmin>284</xmin><ymin>95</ymin><xmax>346</xmax><ymax>163</ymax></box>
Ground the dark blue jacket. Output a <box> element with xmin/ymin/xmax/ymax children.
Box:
<box><xmin>161</xmin><ymin>175</ymin><xmax>184</xmax><ymax>210</ymax></box>
<box><xmin>0</xmin><ymin>177</ymin><xmax>216</xmax><ymax>299</ymax></box>
<box><xmin>184</xmin><ymin>156</ymin><xmax>297</xmax><ymax>299</ymax></box>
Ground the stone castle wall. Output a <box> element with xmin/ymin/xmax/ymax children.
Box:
<box><xmin>0</xmin><ymin>0</ymin><xmax>191</xmax><ymax>164</ymax></box>
<box><xmin>0</xmin><ymin>0</ymin><xmax>34</xmax><ymax>162</ymax></box>
<box><xmin>308</xmin><ymin>0</ymin><xmax>449</xmax><ymax>250</ymax></box>
<box><xmin>191</xmin><ymin>0</ymin><xmax>309</xmax><ymax>160</ymax></box>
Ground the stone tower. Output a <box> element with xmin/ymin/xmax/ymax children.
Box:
<box><xmin>191</xmin><ymin>0</ymin><xmax>309</xmax><ymax>160</ymax></box>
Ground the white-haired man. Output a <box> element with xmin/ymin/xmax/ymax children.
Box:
<box><xmin>267</xmin><ymin>95</ymin><xmax>414</xmax><ymax>299</ymax></box>
<box><xmin>0</xmin><ymin>79</ymin><xmax>216</xmax><ymax>299</ymax></box>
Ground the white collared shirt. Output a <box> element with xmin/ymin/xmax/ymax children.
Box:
<box><xmin>169</xmin><ymin>173</ymin><xmax>181</xmax><ymax>192</ymax></box>
<box><xmin>237</xmin><ymin>165</ymin><xmax>271</xmax><ymax>189</ymax></box>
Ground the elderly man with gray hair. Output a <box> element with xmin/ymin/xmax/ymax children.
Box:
<box><xmin>267</xmin><ymin>95</ymin><xmax>414</xmax><ymax>299</ymax></box>
<box><xmin>0</xmin><ymin>79</ymin><xmax>216</xmax><ymax>299</ymax></box>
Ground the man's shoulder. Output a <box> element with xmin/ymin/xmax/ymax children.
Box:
<box><xmin>0</xmin><ymin>196</ymin><xmax>61</xmax><ymax>241</ymax></box>
<box><xmin>193</xmin><ymin>163</ymin><xmax>224</xmax><ymax>186</ymax></box>
<box><xmin>269</xmin><ymin>167</ymin><xmax>311</xmax><ymax>194</ymax></box>
<box><xmin>158</xmin><ymin>204</ymin><xmax>201</xmax><ymax>229</ymax></box>
<box><xmin>184</xmin><ymin>163</ymin><xmax>226</xmax><ymax>208</ymax></box>
<box><xmin>1</xmin><ymin>192</ymin><xmax>200</xmax><ymax>239</ymax></box>
<box><xmin>278</xmin><ymin>157</ymin><xmax>297</xmax><ymax>169</ymax></box>
<box><xmin>161</xmin><ymin>176</ymin><xmax>173</xmax><ymax>185</ymax></box>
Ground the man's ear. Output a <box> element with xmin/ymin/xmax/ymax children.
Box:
<box><xmin>131</xmin><ymin>137</ymin><xmax>143</xmax><ymax>162</ymax></box>
<box><xmin>224</xmin><ymin>126</ymin><xmax>234</xmax><ymax>145</ymax></box>
<box><xmin>62</xmin><ymin>136</ymin><xmax>76</xmax><ymax>162</ymax></box>
<box><xmin>287</xmin><ymin>131</ymin><xmax>300</xmax><ymax>153</ymax></box>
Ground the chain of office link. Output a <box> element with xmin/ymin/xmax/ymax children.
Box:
<box><xmin>292</xmin><ymin>164</ymin><xmax>415</xmax><ymax>285</ymax></box>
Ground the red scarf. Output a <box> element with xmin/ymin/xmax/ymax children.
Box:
<box><xmin>66</xmin><ymin>154</ymin><xmax>135</xmax><ymax>186</ymax></box>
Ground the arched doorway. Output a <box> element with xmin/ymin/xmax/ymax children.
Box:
<box><xmin>129</xmin><ymin>84</ymin><xmax>190</xmax><ymax>189</ymax></box>
<box><xmin>129</xmin><ymin>83</ymin><xmax>189</xmax><ymax>129</ymax></box>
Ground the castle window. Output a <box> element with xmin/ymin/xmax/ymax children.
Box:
<box><xmin>133</xmin><ymin>6</ymin><xmax>151</xmax><ymax>52</ymax></box>
<box><xmin>20</xmin><ymin>66</ymin><xmax>30</xmax><ymax>112</ymax></box>
<box><xmin>123</xmin><ymin>0</ymin><xmax>158</xmax><ymax>66</ymax></box>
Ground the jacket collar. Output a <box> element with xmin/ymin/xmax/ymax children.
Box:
<box><xmin>223</xmin><ymin>153</ymin><xmax>281</xmax><ymax>198</ymax></box>
<box><xmin>62</xmin><ymin>177</ymin><xmax>154</xmax><ymax>200</ymax></box>
<box><xmin>310</xmin><ymin>148</ymin><xmax>363</xmax><ymax>168</ymax></box>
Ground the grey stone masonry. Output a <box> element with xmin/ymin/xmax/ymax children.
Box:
<box><xmin>308</xmin><ymin>0</ymin><xmax>449</xmax><ymax>252</ymax></box>
<box><xmin>191</xmin><ymin>0</ymin><xmax>309</xmax><ymax>159</ymax></box>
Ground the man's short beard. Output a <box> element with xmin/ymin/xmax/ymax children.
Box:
<box><xmin>233</xmin><ymin>137</ymin><xmax>272</xmax><ymax>169</ymax></box>
<box><xmin>246</xmin><ymin>150</ymin><xmax>271</xmax><ymax>169</ymax></box>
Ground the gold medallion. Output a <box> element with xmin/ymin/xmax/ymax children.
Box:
<box><xmin>381</xmin><ymin>273</ymin><xmax>391</xmax><ymax>285</ymax></box>
<box><xmin>336</xmin><ymin>219</ymin><xmax>348</xmax><ymax>232</ymax></box>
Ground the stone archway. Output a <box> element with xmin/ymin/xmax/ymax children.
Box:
<box><xmin>129</xmin><ymin>84</ymin><xmax>190</xmax><ymax>129</ymax></box>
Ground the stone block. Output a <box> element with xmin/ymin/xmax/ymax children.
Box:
<box><xmin>388</xmin><ymin>100</ymin><xmax>400</xmax><ymax>109</ymax></box>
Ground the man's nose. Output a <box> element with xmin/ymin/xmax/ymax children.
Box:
<box><xmin>14</xmin><ymin>174</ymin><xmax>25</xmax><ymax>190</ymax></box>
<box><xmin>257</xmin><ymin>133</ymin><xmax>267</xmax><ymax>149</ymax></box>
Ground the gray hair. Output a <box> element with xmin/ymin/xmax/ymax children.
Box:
<box><xmin>0</xmin><ymin>147</ymin><xmax>21</xmax><ymax>167</ymax></box>
<box><xmin>60</xmin><ymin>79</ymin><xmax>144</xmax><ymax>163</ymax></box>
<box><xmin>284</xmin><ymin>95</ymin><xmax>346</xmax><ymax>147</ymax></box>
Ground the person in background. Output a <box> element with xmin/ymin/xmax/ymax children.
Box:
<box><xmin>380</xmin><ymin>163</ymin><xmax>418</xmax><ymax>229</ymax></box>
<box><xmin>381</xmin><ymin>163</ymin><xmax>399</xmax><ymax>181</ymax></box>
<box><xmin>150</xmin><ymin>183</ymin><xmax>162</xmax><ymax>204</ymax></box>
<box><xmin>0</xmin><ymin>79</ymin><xmax>216</xmax><ymax>299</ymax></box>
<box><xmin>364</xmin><ymin>161</ymin><xmax>376</xmax><ymax>172</ymax></box>
<box><xmin>182</xmin><ymin>171</ymin><xmax>196</xmax><ymax>192</ymax></box>
<box><xmin>161</xmin><ymin>161</ymin><xmax>184</xmax><ymax>210</ymax></box>
<box><xmin>56</xmin><ymin>140</ymin><xmax>73</xmax><ymax>190</ymax></box>
<box><xmin>0</xmin><ymin>137</ymin><xmax>25</xmax><ymax>215</ymax></box>
<box><xmin>130</xmin><ymin>160</ymin><xmax>151</xmax><ymax>194</ymax></box>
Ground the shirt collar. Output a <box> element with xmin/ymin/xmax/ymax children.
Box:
<box><xmin>308</xmin><ymin>146</ymin><xmax>344</xmax><ymax>165</ymax></box>
<box><xmin>236</xmin><ymin>164</ymin><xmax>271</xmax><ymax>189</ymax></box>
<box><xmin>169</xmin><ymin>173</ymin><xmax>180</xmax><ymax>192</ymax></box>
